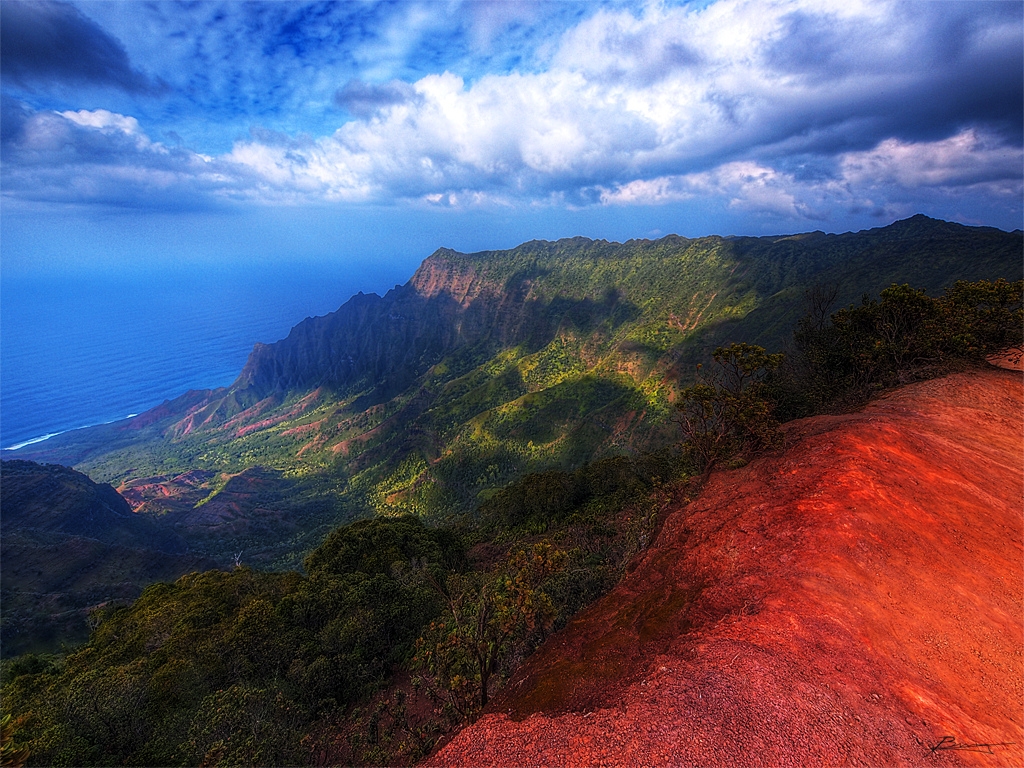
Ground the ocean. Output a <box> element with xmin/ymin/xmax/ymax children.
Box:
<box><xmin>1</xmin><ymin>260</ymin><xmax>414</xmax><ymax>451</ymax></box>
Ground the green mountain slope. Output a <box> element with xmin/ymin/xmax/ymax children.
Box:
<box><xmin>13</xmin><ymin>216</ymin><xmax>1022</xmax><ymax>567</ymax></box>
<box><xmin>0</xmin><ymin>460</ymin><xmax>216</xmax><ymax>655</ymax></box>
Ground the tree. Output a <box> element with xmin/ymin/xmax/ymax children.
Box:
<box><xmin>940</xmin><ymin>278</ymin><xmax>1023</xmax><ymax>358</ymax></box>
<box><xmin>676</xmin><ymin>343</ymin><xmax>784</xmax><ymax>473</ymax></box>
<box><xmin>794</xmin><ymin>279</ymin><xmax>1024</xmax><ymax>409</ymax></box>
<box><xmin>414</xmin><ymin>543</ymin><xmax>565</xmax><ymax>715</ymax></box>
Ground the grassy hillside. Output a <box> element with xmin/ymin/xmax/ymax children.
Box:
<box><xmin>3</xmin><ymin>267</ymin><xmax>1020</xmax><ymax>767</ymax></box>
<box><xmin>12</xmin><ymin>216</ymin><xmax>1023</xmax><ymax>569</ymax></box>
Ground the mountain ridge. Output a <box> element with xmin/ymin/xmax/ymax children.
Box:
<box><xmin>10</xmin><ymin>216</ymin><xmax>1022</xmax><ymax>570</ymax></box>
<box><xmin>232</xmin><ymin>215</ymin><xmax>1022</xmax><ymax>403</ymax></box>
<box><xmin>2</xmin><ymin>217</ymin><xmax>1022</xmax><ymax>762</ymax></box>
<box><xmin>0</xmin><ymin>460</ymin><xmax>217</xmax><ymax>655</ymax></box>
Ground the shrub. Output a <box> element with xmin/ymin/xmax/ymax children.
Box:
<box><xmin>791</xmin><ymin>279</ymin><xmax>1024</xmax><ymax>411</ymax></box>
<box><xmin>675</xmin><ymin>342</ymin><xmax>784</xmax><ymax>473</ymax></box>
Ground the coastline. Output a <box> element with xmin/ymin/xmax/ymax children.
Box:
<box><xmin>2</xmin><ymin>413</ymin><xmax>138</xmax><ymax>453</ymax></box>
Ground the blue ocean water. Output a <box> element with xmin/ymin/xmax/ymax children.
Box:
<box><xmin>1</xmin><ymin>261</ymin><xmax>413</xmax><ymax>450</ymax></box>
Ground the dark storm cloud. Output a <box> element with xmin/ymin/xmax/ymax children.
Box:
<box><xmin>763</xmin><ymin>2</ymin><xmax>1023</xmax><ymax>152</ymax></box>
<box><xmin>900</xmin><ymin>34</ymin><xmax>1024</xmax><ymax>144</ymax></box>
<box><xmin>0</xmin><ymin>0</ymin><xmax>165</xmax><ymax>94</ymax></box>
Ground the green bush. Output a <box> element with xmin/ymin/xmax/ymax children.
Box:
<box><xmin>675</xmin><ymin>342</ymin><xmax>784</xmax><ymax>473</ymax></box>
<box><xmin>789</xmin><ymin>279</ymin><xmax>1024</xmax><ymax>412</ymax></box>
<box><xmin>478</xmin><ymin>452</ymin><xmax>676</xmax><ymax>533</ymax></box>
<box><xmin>303</xmin><ymin>514</ymin><xmax>465</xmax><ymax>579</ymax></box>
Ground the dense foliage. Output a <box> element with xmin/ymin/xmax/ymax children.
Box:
<box><xmin>0</xmin><ymin>517</ymin><xmax>457</xmax><ymax>766</ymax></box>
<box><xmin>1</xmin><ymin>460</ymin><xmax>669</xmax><ymax>766</ymax></box>
<box><xmin>15</xmin><ymin>218</ymin><xmax>1021</xmax><ymax>575</ymax></box>
<box><xmin>674</xmin><ymin>278</ymin><xmax>1024</xmax><ymax>471</ymax></box>
<box><xmin>478</xmin><ymin>451</ymin><xmax>680</xmax><ymax>534</ymax></box>
<box><xmin>675</xmin><ymin>343</ymin><xmax>785</xmax><ymax>473</ymax></box>
<box><xmin>775</xmin><ymin>278</ymin><xmax>1024</xmax><ymax>419</ymax></box>
<box><xmin>414</xmin><ymin>543</ymin><xmax>566</xmax><ymax>713</ymax></box>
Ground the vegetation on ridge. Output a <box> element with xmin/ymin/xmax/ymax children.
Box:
<box><xmin>3</xmin><ymin>275</ymin><xmax>1020</xmax><ymax>767</ymax></box>
<box><xmin>780</xmin><ymin>277</ymin><xmax>1024</xmax><ymax>416</ymax></box>
<box><xmin>676</xmin><ymin>343</ymin><xmax>785</xmax><ymax>474</ymax></box>
<box><xmin>1</xmin><ymin>471</ymin><xmax>666</xmax><ymax>766</ymax></box>
<box><xmin>12</xmin><ymin>217</ymin><xmax>1022</xmax><ymax>576</ymax></box>
<box><xmin>676</xmin><ymin>278</ymin><xmax>1023</xmax><ymax>474</ymax></box>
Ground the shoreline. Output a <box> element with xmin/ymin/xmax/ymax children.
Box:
<box><xmin>2</xmin><ymin>413</ymin><xmax>139</xmax><ymax>453</ymax></box>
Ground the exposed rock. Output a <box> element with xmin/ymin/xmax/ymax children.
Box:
<box><xmin>428</xmin><ymin>369</ymin><xmax>1023</xmax><ymax>767</ymax></box>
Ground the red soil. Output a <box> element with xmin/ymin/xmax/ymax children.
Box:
<box><xmin>428</xmin><ymin>369</ymin><xmax>1024</xmax><ymax>767</ymax></box>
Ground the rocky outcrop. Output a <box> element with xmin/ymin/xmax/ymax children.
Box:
<box><xmin>230</xmin><ymin>249</ymin><xmax>606</xmax><ymax>400</ymax></box>
<box><xmin>428</xmin><ymin>369</ymin><xmax>1024</xmax><ymax>767</ymax></box>
<box><xmin>232</xmin><ymin>254</ymin><xmax>501</xmax><ymax>398</ymax></box>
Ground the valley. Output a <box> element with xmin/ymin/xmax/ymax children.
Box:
<box><xmin>4</xmin><ymin>2</ymin><xmax>1021</xmax><ymax>765</ymax></box>
<box><xmin>1</xmin><ymin>215</ymin><xmax>1021</xmax><ymax>766</ymax></box>
<box><xmin>10</xmin><ymin>216</ymin><xmax>1022</xmax><ymax>576</ymax></box>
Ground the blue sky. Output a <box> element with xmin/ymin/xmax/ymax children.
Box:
<box><xmin>1</xmin><ymin>0</ymin><xmax>1021</xmax><ymax>276</ymax></box>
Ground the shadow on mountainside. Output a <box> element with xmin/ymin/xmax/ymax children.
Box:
<box><xmin>1</xmin><ymin>461</ymin><xmax>217</xmax><ymax>656</ymax></box>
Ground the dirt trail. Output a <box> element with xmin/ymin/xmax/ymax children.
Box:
<box><xmin>428</xmin><ymin>369</ymin><xmax>1023</xmax><ymax>767</ymax></box>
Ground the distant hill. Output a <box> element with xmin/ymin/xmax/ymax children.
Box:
<box><xmin>1</xmin><ymin>460</ymin><xmax>186</xmax><ymax>552</ymax></box>
<box><xmin>12</xmin><ymin>216</ymin><xmax>1023</xmax><ymax>568</ymax></box>
<box><xmin>1</xmin><ymin>460</ymin><xmax>216</xmax><ymax>655</ymax></box>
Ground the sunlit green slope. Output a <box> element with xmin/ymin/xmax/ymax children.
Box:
<box><xmin>15</xmin><ymin>215</ymin><xmax>1022</xmax><ymax>566</ymax></box>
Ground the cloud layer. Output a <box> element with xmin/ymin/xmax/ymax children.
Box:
<box><xmin>1</xmin><ymin>0</ymin><xmax>1020</xmax><ymax>229</ymax></box>
<box><xmin>0</xmin><ymin>0</ymin><xmax>164</xmax><ymax>94</ymax></box>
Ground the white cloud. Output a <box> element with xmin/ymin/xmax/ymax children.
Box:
<box><xmin>3</xmin><ymin>0</ymin><xmax>1020</xmax><ymax>225</ymax></box>
<box><xmin>598</xmin><ymin>129</ymin><xmax>1022</xmax><ymax>223</ymax></box>
<box><xmin>60</xmin><ymin>108</ymin><xmax>141</xmax><ymax>133</ymax></box>
<box><xmin>840</xmin><ymin>130</ymin><xmax>1023</xmax><ymax>191</ymax></box>
<box><xmin>2</xmin><ymin>108</ymin><xmax>245</xmax><ymax>208</ymax></box>
<box><xmin>597</xmin><ymin>176</ymin><xmax>695</xmax><ymax>206</ymax></box>
<box><xmin>598</xmin><ymin>161</ymin><xmax>846</xmax><ymax>220</ymax></box>
<box><xmin>218</xmin><ymin>0</ymin><xmax>1019</xmax><ymax>212</ymax></box>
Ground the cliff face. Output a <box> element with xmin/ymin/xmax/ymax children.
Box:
<box><xmin>230</xmin><ymin>244</ymin><xmax>648</xmax><ymax>405</ymax></box>
<box><xmin>429</xmin><ymin>369</ymin><xmax>1024</xmax><ymax>767</ymax></box>
<box><xmin>233</xmin><ymin>252</ymin><xmax>525</xmax><ymax>398</ymax></box>
<box><xmin>229</xmin><ymin>217</ymin><xmax>1024</xmax><ymax>405</ymax></box>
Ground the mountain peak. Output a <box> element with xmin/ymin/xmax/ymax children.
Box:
<box><xmin>429</xmin><ymin>246</ymin><xmax>465</xmax><ymax>259</ymax></box>
<box><xmin>869</xmin><ymin>214</ymin><xmax>982</xmax><ymax>239</ymax></box>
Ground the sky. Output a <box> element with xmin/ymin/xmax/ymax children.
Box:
<box><xmin>1</xmin><ymin>0</ymin><xmax>1022</xmax><ymax>277</ymax></box>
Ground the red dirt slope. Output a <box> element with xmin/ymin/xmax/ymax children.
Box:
<box><xmin>429</xmin><ymin>369</ymin><xmax>1024</xmax><ymax>767</ymax></box>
